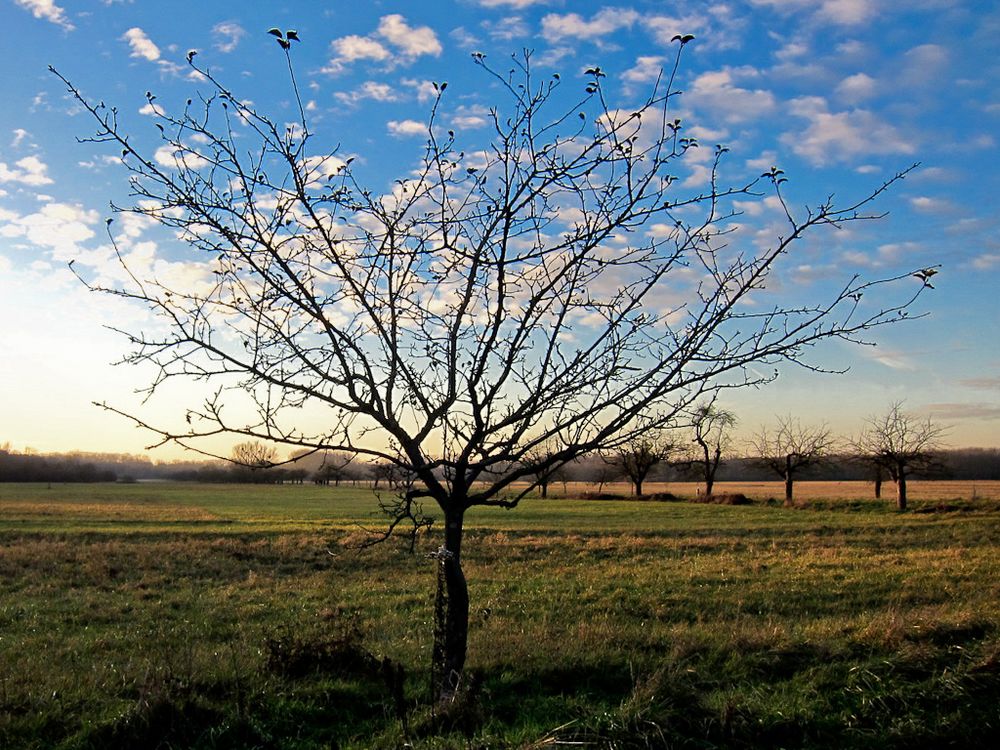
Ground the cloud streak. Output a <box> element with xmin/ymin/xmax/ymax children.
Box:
<box><xmin>14</xmin><ymin>0</ymin><xmax>73</xmax><ymax>31</ymax></box>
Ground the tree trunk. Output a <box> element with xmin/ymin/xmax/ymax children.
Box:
<box><xmin>705</xmin><ymin>475</ymin><xmax>714</xmax><ymax>498</ymax></box>
<box><xmin>433</xmin><ymin>508</ymin><xmax>469</xmax><ymax>702</ymax></box>
<box><xmin>874</xmin><ymin>474</ymin><xmax>882</xmax><ymax>499</ymax></box>
<box><xmin>540</xmin><ymin>480</ymin><xmax>548</xmax><ymax>499</ymax></box>
<box><xmin>784</xmin><ymin>473</ymin><xmax>794</xmax><ymax>506</ymax></box>
<box><xmin>634</xmin><ymin>478</ymin><xmax>643</xmax><ymax>497</ymax></box>
<box><xmin>895</xmin><ymin>476</ymin><xmax>907</xmax><ymax>511</ymax></box>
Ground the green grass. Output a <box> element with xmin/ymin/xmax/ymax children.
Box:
<box><xmin>1</xmin><ymin>482</ymin><xmax>999</xmax><ymax>748</ymax></box>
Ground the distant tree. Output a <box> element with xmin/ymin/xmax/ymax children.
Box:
<box><xmin>852</xmin><ymin>402</ymin><xmax>946</xmax><ymax>510</ymax></box>
<box><xmin>230</xmin><ymin>440</ymin><xmax>277</xmax><ymax>482</ymax></box>
<box><xmin>589</xmin><ymin>459</ymin><xmax>622</xmax><ymax>495</ymax></box>
<box><xmin>56</xmin><ymin>38</ymin><xmax>929</xmax><ymax>700</ymax></box>
<box><xmin>688</xmin><ymin>403</ymin><xmax>737</xmax><ymax>497</ymax></box>
<box><xmin>231</xmin><ymin>440</ymin><xmax>277</xmax><ymax>467</ymax></box>
<box><xmin>369</xmin><ymin>460</ymin><xmax>401</xmax><ymax>490</ymax></box>
<box><xmin>314</xmin><ymin>451</ymin><xmax>355</xmax><ymax>486</ymax></box>
<box><xmin>523</xmin><ymin>441</ymin><xmax>563</xmax><ymax>499</ymax></box>
<box><xmin>615</xmin><ymin>437</ymin><xmax>675</xmax><ymax>497</ymax></box>
<box><xmin>751</xmin><ymin>418</ymin><xmax>835</xmax><ymax>505</ymax></box>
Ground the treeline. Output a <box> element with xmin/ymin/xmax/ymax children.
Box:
<box><xmin>0</xmin><ymin>448</ymin><xmax>117</xmax><ymax>483</ymax></box>
<box><xmin>2</xmin><ymin>444</ymin><xmax>999</xmax><ymax>484</ymax></box>
<box><xmin>0</xmin><ymin>446</ymin><xmax>217</xmax><ymax>483</ymax></box>
<box><xmin>685</xmin><ymin>450</ymin><xmax>1000</xmax><ymax>483</ymax></box>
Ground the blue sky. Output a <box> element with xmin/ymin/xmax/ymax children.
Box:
<box><xmin>1</xmin><ymin>0</ymin><xmax>998</xmax><ymax>459</ymax></box>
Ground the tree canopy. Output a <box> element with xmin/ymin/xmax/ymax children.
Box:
<box><xmin>54</xmin><ymin>38</ymin><xmax>929</xmax><ymax>698</ymax></box>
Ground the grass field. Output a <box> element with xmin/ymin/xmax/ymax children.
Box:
<box><xmin>1</xmin><ymin>481</ymin><xmax>999</xmax><ymax>748</ymax></box>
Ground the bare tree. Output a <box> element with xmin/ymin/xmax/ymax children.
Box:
<box><xmin>852</xmin><ymin>402</ymin><xmax>946</xmax><ymax>510</ymax></box>
<box><xmin>370</xmin><ymin>459</ymin><xmax>405</xmax><ymax>490</ymax></box>
<box><xmin>523</xmin><ymin>440</ymin><xmax>563</xmax><ymax>499</ymax></box>
<box><xmin>689</xmin><ymin>402</ymin><xmax>737</xmax><ymax>497</ymax></box>
<box><xmin>589</xmin><ymin>459</ymin><xmax>622</xmax><ymax>495</ymax></box>
<box><xmin>751</xmin><ymin>417</ymin><xmax>835</xmax><ymax>505</ymax></box>
<box><xmin>615</xmin><ymin>436</ymin><xmax>675</xmax><ymax>497</ymax></box>
<box><xmin>230</xmin><ymin>440</ymin><xmax>278</xmax><ymax>483</ymax></box>
<box><xmin>231</xmin><ymin>440</ymin><xmax>277</xmax><ymax>467</ymax></box>
<box><xmin>314</xmin><ymin>450</ymin><xmax>355</xmax><ymax>486</ymax></box>
<box><xmin>54</xmin><ymin>36</ymin><xmax>929</xmax><ymax>699</ymax></box>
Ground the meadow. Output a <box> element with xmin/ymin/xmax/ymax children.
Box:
<box><xmin>1</xmin><ymin>481</ymin><xmax>998</xmax><ymax>748</ymax></box>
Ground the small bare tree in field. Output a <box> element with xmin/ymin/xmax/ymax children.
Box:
<box><xmin>689</xmin><ymin>403</ymin><xmax>737</xmax><ymax>497</ymax></box>
<box><xmin>853</xmin><ymin>402</ymin><xmax>945</xmax><ymax>510</ymax></box>
<box><xmin>523</xmin><ymin>440</ymin><xmax>561</xmax><ymax>499</ymax></box>
<box><xmin>230</xmin><ymin>439</ymin><xmax>278</xmax><ymax>482</ymax></box>
<box><xmin>751</xmin><ymin>417</ymin><xmax>835</xmax><ymax>505</ymax></box>
<box><xmin>54</xmin><ymin>33</ymin><xmax>929</xmax><ymax>699</ymax></box>
<box><xmin>615</xmin><ymin>436</ymin><xmax>675</xmax><ymax>497</ymax></box>
<box><xmin>231</xmin><ymin>440</ymin><xmax>277</xmax><ymax>468</ymax></box>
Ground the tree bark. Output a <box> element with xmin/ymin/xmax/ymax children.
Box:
<box><xmin>634</xmin><ymin>478</ymin><xmax>643</xmax><ymax>497</ymax></box>
<box><xmin>896</xmin><ymin>475</ymin><xmax>907</xmax><ymax>511</ymax></box>
<box><xmin>433</xmin><ymin>508</ymin><xmax>469</xmax><ymax>701</ymax></box>
<box><xmin>784</xmin><ymin>473</ymin><xmax>794</xmax><ymax>506</ymax></box>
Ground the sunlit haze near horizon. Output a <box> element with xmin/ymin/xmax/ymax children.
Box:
<box><xmin>1</xmin><ymin>0</ymin><xmax>998</xmax><ymax>461</ymax></box>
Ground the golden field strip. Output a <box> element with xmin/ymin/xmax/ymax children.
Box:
<box><xmin>511</xmin><ymin>479</ymin><xmax>1000</xmax><ymax>502</ymax></box>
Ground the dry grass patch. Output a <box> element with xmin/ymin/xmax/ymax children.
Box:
<box><xmin>0</xmin><ymin>500</ymin><xmax>221</xmax><ymax>522</ymax></box>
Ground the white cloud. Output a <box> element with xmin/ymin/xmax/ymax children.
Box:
<box><xmin>212</xmin><ymin>22</ymin><xmax>245</xmax><ymax>54</ymax></box>
<box><xmin>835</xmin><ymin>72</ymin><xmax>877</xmax><ymax>103</ymax></box>
<box><xmin>909</xmin><ymin>196</ymin><xmax>954</xmax><ymax>215</ymax></box>
<box><xmin>0</xmin><ymin>155</ymin><xmax>54</xmax><ymax>186</ymax></box>
<box><xmin>541</xmin><ymin>7</ymin><xmax>640</xmax><ymax>42</ymax></box>
<box><xmin>449</xmin><ymin>27</ymin><xmax>481</xmax><ymax>50</ymax></box>
<box><xmin>971</xmin><ymin>253</ymin><xmax>1000</xmax><ymax>271</ymax></box>
<box><xmin>0</xmin><ymin>201</ymin><xmax>99</xmax><ymax>259</ymax></box>
<box><xmin>153</xmin><ymin>144</ymin><xmax>209</xmax><ymax>170</ymax></box>
<box><xmin>138</xmin><ymin>102</ymin><xmax>165</xmax><ymax>117</ymax></box>
<box><xmin>775</xmin><ymin>41</ymin><xmax>810</xmax><ymax>62</ymax></box>
<box><xmin>535</xmin><ymin>46</ymin><xmax>574</xmax><ymax>68</ymax></box>
<box><xmin>335</xmin><ymin>81</ymin><xmax>399</xmax><ymax>105</ymax></box>
<box><xmin>924</xmin><ymin>402</ymin><xmax>1000</xmax><ymax>421</ymax></box>
<box><xmin>14</xmin><ymin>0</ymin><xmax>73</xmax><ymax>31</ymax></box>
<box><xmin>402</xmin><ymin>78</ymin><xmax>439</xmax><ymax>104</ymax></box>
<box><xmin>377</xmin><ymin>14</ymin><xmax>442</xmax><ymax>59</ymax></box>
<box><xmin>387</xmin><ymin>120</ymin><xmax>427</xmax><ymax>138</ymax></box>
<box><xmin>902</xmin><ymin>43</ymin><xmax>948</xmax><ymax>72</ymax></box>
<box><xmin>870</xmin><ymin>349</ymin><xmax>917</xmax><ymax>371</ymax></box>
<box><xmin>688</xmin><ymin>68</ymin><xmax>776</xmax><ymax>123</ymax></box>
<box><xmin>745</xmin><ymin>150</ymin><xmax>780</xmax><ymax>172</ymax></box>
<box><xmin>299</xmin><ymin>155</ymin><xmax>348</xmax><ymax>190</ymax></box>
<box><xmin>642</xmin><ymin>14</ymin><xmax>706</xmax><ymax>45</ymax></box>
<box><xmin>622</xmin><ymin>56</ymin><xmax>666</xmax><ymax>84</ymax></box>
<box><xmin>959</xmin><ymin>376</ymin><xmax>1000</xmax><ymax>391</ymax></box>
<box><xmin>815</xmin><ymin>0</ymin><xmax>876</xmax><ymax>24</ymax></box>
<box><xmin>11</xmin><ymin>129</ymin><xmax>31</xmax><ymax>148</ymax></box>
<box><xmin>486</xmin><ymin>16</ymin><xmax>530</xmax><ymax>41</ymax></box>
<box><xmin>329</xmin><ymin>35</ymin><xmax>391</xmax><ymax>68</ymax></box>
<box><xmin>478</xmin><ymin>0</ymin><xmax>551</xmax><ymax>7</ymax></box>
<box><xmin>749</xmin><ymin>0</ymin><xmax>877</xmax><ymax>26</ymax></box>
<box><xmin>643</xmin><ymin>7</ymin><xmax>745</xmax><ymax>51</ymax></box>
<box><xmin>783</xmin><ymin>97</ymin><xmax>916</xmax><ymax>166</ymax></box>
<box><xmin>122</xmin><ymin>27</ymin><xmax>160</xmax><ymax>62</ymax></box>
<box><xmin>451</xmin><ymin>105</ymin><xmax>491</xmax><ymax>129</ymax></box>
<box><xmin>325</xmin><ymin>15</ymin><xmax>441</xmax><ymax>74</ymax></box>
